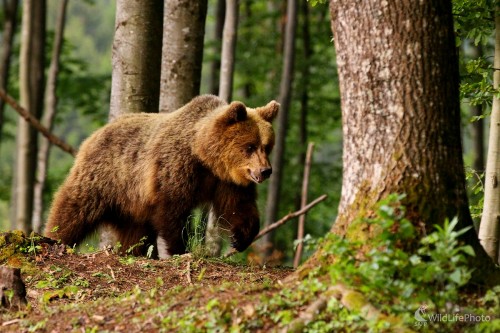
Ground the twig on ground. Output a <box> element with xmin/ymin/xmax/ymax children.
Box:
<box><xmin>223</xmin><ymin>194</ymin><xmax>327</xmax><ymax>258</ymax></box>
<box><xmin>2</xmin><ymin>319</ymin><xmax>21</xmax><ymax>327</ymax></box>
<box><xmin>106</xmin><ymin>264</ymin><xmax>115</xmax><ymax>280</ymax></box>
<box><xmin>283</xmin><ymin>296</ymin><xmax>328</xmax><ymax>333</ymax></box>
<box><xmin>186</xmin><ymin>260</ymin><xmax>192</xmax><ymax>284</ymax></box>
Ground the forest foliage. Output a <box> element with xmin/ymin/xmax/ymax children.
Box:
<box><xmin>0</xmin><ymin>0</ymin><xmax>497</xmax><ymax>264</ymax></box>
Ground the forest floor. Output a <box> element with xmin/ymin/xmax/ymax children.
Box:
<box><xmin>1</xmin><ymin>231</ymin><xmax>499</xmax><ymax>333</ymax></box>
<box><xmin>0</xmin><ymin>231</ymin><xmax>296</xmax><ymax>332</ymax></box>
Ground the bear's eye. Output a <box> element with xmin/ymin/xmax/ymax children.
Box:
<box><xmin>246</xmin><ymin>145</ymin><xmax>256</xmax><ymax>154</ymax></box>
<box><xmin>264</xmin><ymin>144</ymin><xmax>272</xmax><ymax>154</ymax></box>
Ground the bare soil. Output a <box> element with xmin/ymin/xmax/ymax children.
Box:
<box><xmin>0</xmin><ymin>234</ymin><xmax>294</xmax><ymax>332</ymax></box>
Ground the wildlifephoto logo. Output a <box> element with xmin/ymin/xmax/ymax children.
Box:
<box><xmin>414</xmin><ymin>304</ymin><xmax>428</xmax><ymax>324</ymax></box>
<box><xmin>413</xmin><ymin>304</ymin><xmax>492</xmax><ymax>328</ymax></box>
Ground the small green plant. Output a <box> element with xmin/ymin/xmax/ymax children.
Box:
<box><xmin>113</xmin><ymin>241</ymin><xmax>122</xmax><ymax>253</ymax></box>
<box><xmin>466</xmin><ymin>167</ymin><xmax>484</xmax><ymax>222</ymax></box>
<box><xmin>4</xmin><ymin>289</ymin><xmax>14</xmax><ymax>305</ymax></box>
<box><xmin>17</xmin><ymin>232</ymin><xmax>42</xmax><ymax>256</ymax></box>
<box><xmin>41</xmin><ymin>285</ymin><xmax>79</xmax><ymax>304</ymax></box>
<box><xmin>185</xmin><ymin>210</ymin><xmax>209</xmax><ymax>257</ymax></box>
<box><xmin>146</xmin><ymin>244</ymin><xmax>155</xmax><ymax>258</ymax></box>
<box><xmin>27</xmin><ymin>318</ymin><xmax>48</xmax><ymax>332</ymax></box>
<box><xmin>125</xmin><ymin>236</ymin><xmax>148</xmax><ymax>254</ymax></box>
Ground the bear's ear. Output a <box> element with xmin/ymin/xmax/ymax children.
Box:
<box><xmin>256</xmin><ymin>101</ymin><xmax>280</xmax><ymax>122</ymax></box>
<box><xmin>222</xmin><ymin>101</ymin><xmax>247</xmax><ymax>124</ymax></box>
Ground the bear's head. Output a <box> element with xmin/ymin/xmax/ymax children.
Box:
<box><xmin>194</xmin><ymin>100</ymin><xmax>280</xmax><ymax>186</ymax></box>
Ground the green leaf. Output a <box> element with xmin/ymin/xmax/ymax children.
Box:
<box><xmin>461</xmin><ymin>245</ymin><xmax>476</xmax><ymax>257</ymax></box>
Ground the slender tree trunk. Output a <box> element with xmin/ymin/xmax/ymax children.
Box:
<box><xmin>32</xmin><ymin>0</ymin><xmax>69</xmax><ymax>233</ymax></box>
<box><xmin>471</xmin><ymin>103</ymin><xmax>485</xmax><ymax>173</ymax></box>
<box><xmin>470</xmin><ymin>44</ymin><xmax>485</xmax><ymax>174</ymax></box>
<box><xmin>293</xmin><ymin>0</ymin><xmax>312</xmax><ymax>266</ymax></box>
<box><xmin>218</xmin><ymin>0</ymin><xmax>239</xmax><ymax>102</ymax></box>
<box><xmin>263</xmin><ymin>0</ymin><xmax>297</xmax><ymax>248</ymax></box>
<box><xmin>479</xmin><ymin>9</ymin><xmax>500</xmax><ymax>264</ymax></box>
<box><xmin>327</xmin><ymin>0</ymin><xmax>497</xmax><ymax>284</ymax></box>
<box><xmin>12</xmin><ymin>0</ymin><xmax>46</xmax><ymax>233</ymax></box>
<box><xmin>298</xmin><ymin>0</ymin><xmax>311</xmax><ymax>166</ymax></box>
<box><xmin>159</xmin><ymin>0</ymin><xmax>208</xmax><ymax>112</ymax></box>
<box><xmin>0</xmin><ymin>0</ymin><xmax>19</xmax><ymax>155</ymax></box>
<box><xmin>462</xmin><ymin>41</ymin><xmax>485</xmax><ymax>174</ymax></box>
<box><xmin>208</xmin><ymin>0</ymin><xmax>225</xmax><ymax>95</ymax></box>
<box><xmin>109</xmin><ymin>0</ymin><xmax>163</xmax><ymax>121</ymax></box>
<box><xmin>205</xmin><ymin>0</ymin><xmax>239</xmax><ymax>256</ymax></box>
<box><xmin>239</xmin><ymin>2</ymin><xmax>254</xmax><ymax>99</ymax></box>
<box><xmin>293</xmin><ymin>142</ymin><xmax>314</xmax><ymax>268</ymax></box>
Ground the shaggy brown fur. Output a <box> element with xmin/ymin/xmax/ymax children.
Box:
<box><xmin>44</xmin><ymin>95</ymin><xmax>279</xmax><ymax>257</ymax></box>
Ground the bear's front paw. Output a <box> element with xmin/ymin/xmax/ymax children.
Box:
<box><xmin>232</xmin><ymin>238</ymin><xmax>252</xmax><ymax>252</ymax></box>
<box><xmin>231</xmin><ymin>223</ymin><xmax>259</xmax><ymax>252</ymax></box>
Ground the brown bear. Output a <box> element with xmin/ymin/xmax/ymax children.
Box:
<box><xmin>44</xmin><ymin>95</ymin><xmax>279</xmax><ymax>258</ymax></box>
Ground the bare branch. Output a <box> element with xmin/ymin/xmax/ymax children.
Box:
<box><xmin>0</xmin><ymin>89</ymin><xmax>76</xmax><ymax>156</ymax></box>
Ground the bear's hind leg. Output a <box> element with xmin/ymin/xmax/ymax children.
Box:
<box><xmin>156</xmin><ymin>228</ymin><xmax>187</xmax><ymax>259</ymax></box>
<box><xmin>155</xmin><ymin>216</ymin><xmax>189</xmax><ymax>259</ymax></box>
<box><xmin>45</xmin><ymin>186</ymin><xmax>103</xmax><ymax>247</ymax></box>
<box><xmin>111</xmin><ymin>222</ymin><xmax>158</xmax><ymax>257</ymax></box>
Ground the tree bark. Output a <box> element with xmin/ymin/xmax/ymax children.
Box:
<box><xmin>469</xmin><ymin>44</ymin><xmax>485</xmax><ymax>174</ymax></box>
<box><xmin>32</xmin><ymin>0</ymin><xmax>69</xmax><ymax>233</ymax></box>
<box><xmin>218</xmin><ymin>0</ymin><xmax>239</xmax><ymax>102</ymax></box>
<box><xmin>204</xmin><ymin>0</ymin><xmax>239</xmax><ymax>255</ymax></box>
<box><xmin>293</xmin><ymin>142</ymin><xmax>314</xmax><ymax>268</ymax></box>
<box><xmin>0</xmin><ymin>0</ymin><xmax>19</xmax><ymax>156</ymax></box>
<box><xmin>13</xmin><ymin>0</ymin><xmax>46</xmax><ymax>233</ymax></box>
<box><xmin>159</xmin><ymin>0</ymin><xmax>208</xmax><ymax>113</ymax></box>
<box><xmin>479</xmin><ymin>9</ymin><xmax>500</xmax><ymax>264</ymax></box>
<box><xmin>101</xmin><ymin>0</ymin><xmax>163</xmax><ymax>247</ymax></box>
<box><xmin>328</xmin><ymin>0</ymin><xmax>497</xmax><ymax>284</ymax></box>
<box><xmin>298</xmin><ymin>0</ymin><xmax>311</xmax><ymax>166</ymax></box>
<box><xmin>208</xmin><ymin>0</ymin><xmax>225</xmax><ymax>95</ymax></box>
<box><xmin>109</xmin><ymin>0</ymin><xmax>163</xmax><ymax>121</ymax></box>
<box><xmin>0</xmin><ymin>267</ymin><xmax>27</xmax><ymax>309</ymax></box>
<box><xmin>263</xmin><ymin>0</ymin><xmax>297</xmax><ymax>248</ymax></box>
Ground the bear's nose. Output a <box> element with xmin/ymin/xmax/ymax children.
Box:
<box><xmin>261</xmin><ymin>167</ymin><xmax>272</xmax><ymax>179</ymax></box>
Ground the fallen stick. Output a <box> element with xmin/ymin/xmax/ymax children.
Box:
<box><xmin>186</xmin><ymin>260</ymin><xmax>192</xmax><ymax>284</ymax></box>
<box><xmin>223</xmin><ymin>194</ymin><xmax>327</xmax><ymax>258</ymax></box>
<box><xmin>0</xmin><ymin>89</ymin><xmax>77</xmax><ymax>156</ymax></box>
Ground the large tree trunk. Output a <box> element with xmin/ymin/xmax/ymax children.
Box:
<box><xmin>218</xmin><ymin>0</ymin><xmax>239</xmax><ymax>102</ymax></box>
<box><xmin>479</xmin><ymin>9</ymin><xmax>500</xmax><ymax>264</ymax></box>
<box><xmin>159</xmin><ymin>0</ymin><xmax>208</xmax><ymax>113</ymax></box>
<box><xmin>328</xmin><ymin>0</ymin><xmax>497</xmax><ymax>284</ymax></box>
<box><xmin>263</xmin><ymin>0</ymin><xmax>297</xmax><ymax>249</ymax></box>
<box><xmin>109</xmin><ymin>0</ymin><xmax>163</xmax><ymax>121</ymax></box>
<box><xmin>12</xmin><ymin>0</ymin><xmax>46</xmax><ymax>232</ymax></box>
<box><xmin>32</xmin><ymin>0</ymin><xmax>68</xmax><ymax>233</ymax></box>
<box><xmin>101</xmin><ymin>0</ymin><xmax>163</xmax><ymax>247</ymax></box>
<box><xmin>0</xmin><ymin>0</ymin><xmax>19</xmax><ymax>156</ymax></box>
